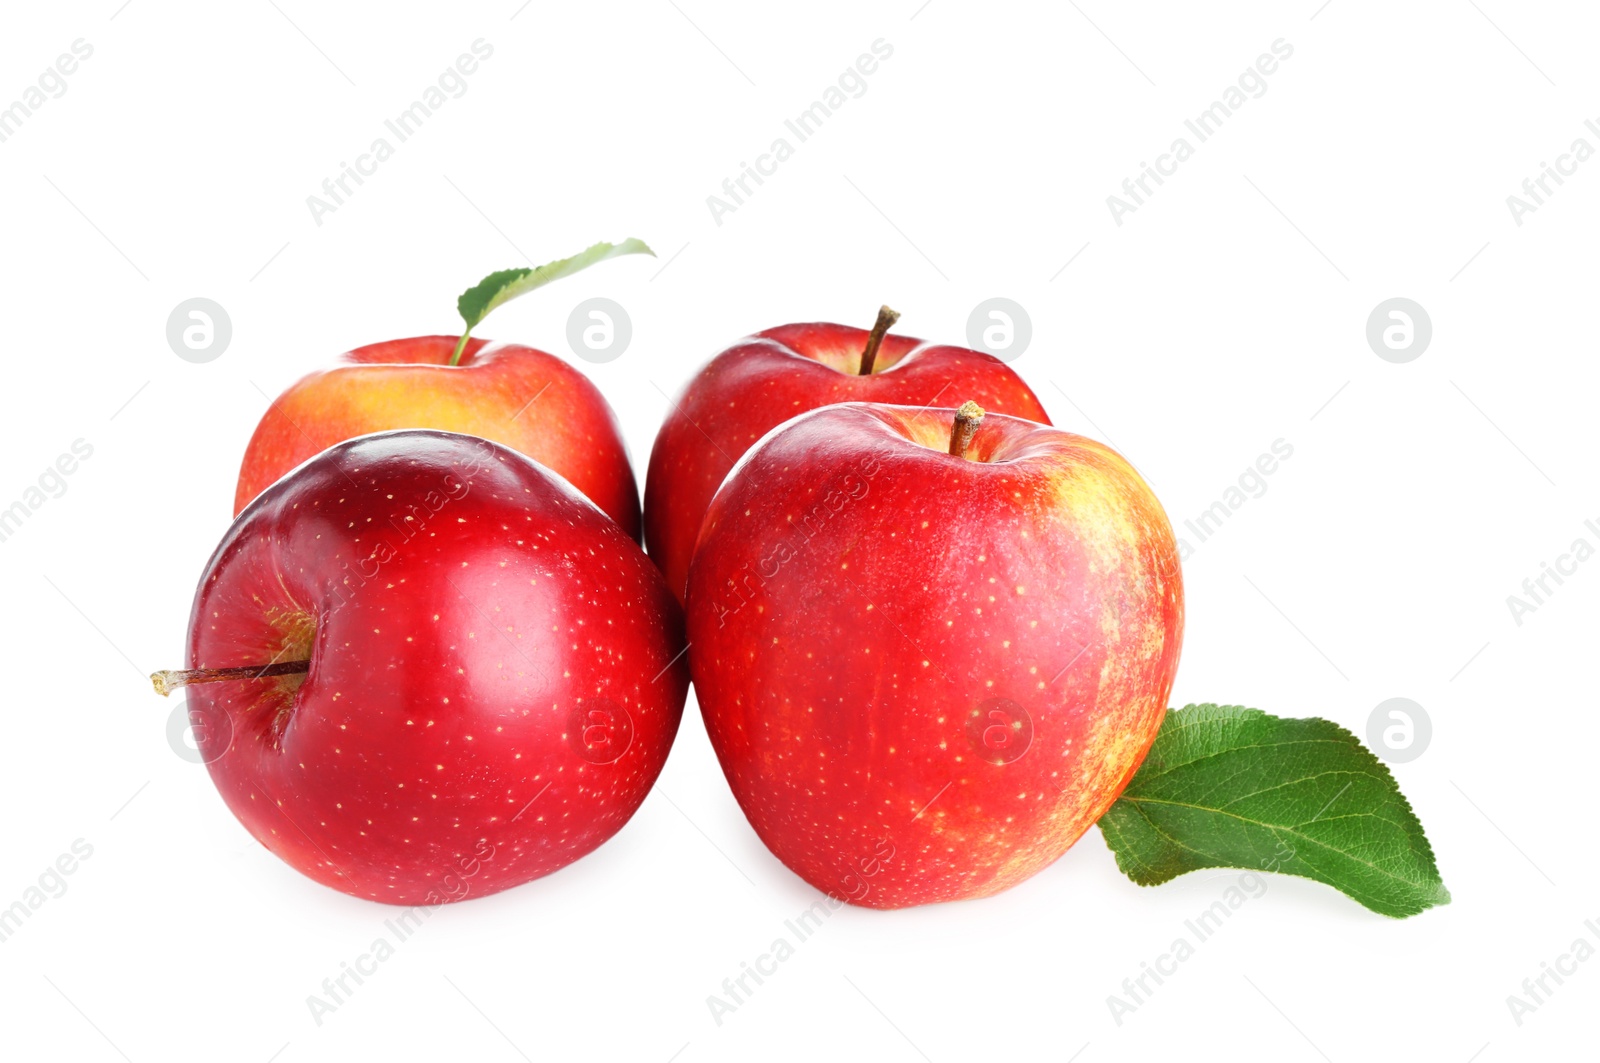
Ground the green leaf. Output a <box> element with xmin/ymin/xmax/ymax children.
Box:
<box><xmin>456</xmin><ymin>238</ymin><xmax>654</xmax><ymax>333</ymax></box>
<box><xmin>450</xmin><ymin>238</ymin><xmax>654</xmax><ymax>364</ymax></box>
<box><xmin>1097</xmin><ymin>703</ymin><xmax>1450</xmax><ymax>918</ymax></box>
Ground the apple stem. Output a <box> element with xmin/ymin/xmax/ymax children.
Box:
<box><xmin>949</xmin><ymin>401</ymin><xmax>986</xmax><ymax>459</ymax></box>
<box><xmin>448</xmin><ymin>330</ymin><xmax>472</xmax><ymax>367</ymax></box>
<box><xmin>858</xmin><ymin>305</ymin><xmax>901</xmax><ymax>375</ymax></box>
<box><xmin>149</xmin><ymin>660</ymin><xmax>311</xmax><ymax>698</ymax></box>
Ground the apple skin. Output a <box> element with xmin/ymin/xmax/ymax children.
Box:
<box><xmin>685</xmin><ymin>403</ymin><xmax>1182</xmax><ymax>909</ymax></box>
<box><xmin>188</xmin><ymin>429</ymin><xmax>687</xmax><ymax>905</ymax></box>
<box><xmin>644</xmin><ymin>322</ymin><xmax>1050</xmax><ymax>602</ymax></box>
<box><xmin>234</xmin><ymin>336</ymin><xmax>641</xmax><ymax>539</ymax></box>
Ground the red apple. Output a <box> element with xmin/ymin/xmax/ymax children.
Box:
<box><xmin>685</xmin><ymin>402</ymin><xmax>1183</xmax><ymax>909</ymax></box>
<box><xmin>644</xmin><ymin>309</ymin><xmax>1050</xmax><ymax>601</ymax></box>
<box><xmin>234</xmin><ymin>336</ymin><xmax>641</xmax><ymax>538</ymax></box>
<box><xmin>235</xmin><ymin>239</ymin><xmax>657</xmax><ymax>537</ymax></box>
<box><xmin>156</xmin><ymin>429</ymin><xmax>688</xmax><ymax>905</ymax></box>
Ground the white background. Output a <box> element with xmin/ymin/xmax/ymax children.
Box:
<box><xmin>0</xmin><ymin>1</ymin><xmax>1592</xmax><ymax>1060</ymax></box>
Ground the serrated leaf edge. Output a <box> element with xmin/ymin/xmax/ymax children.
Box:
<box><xmin>1100</xmin><ymin>703</ymin><xmax>1451</xmax><ymax>918</ymax></box>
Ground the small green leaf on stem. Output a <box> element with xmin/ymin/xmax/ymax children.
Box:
<box><xmin>450</xmin><ymin>238</ymin><xmax>654</xmax><ymax>365</ymax></box>
<box><xmin>1097</xmin><ymin>703</ymin><xmax>1450</xmax><ymax>918</ymax></box>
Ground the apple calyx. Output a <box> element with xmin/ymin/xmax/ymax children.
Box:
<box><xmin>857</xmin><ymin>305</ymin><xmax>901</xmax><ymax>375</ymax></box>
<box><xmin>949</xmin><ymin>401</ymin><xmax>985</xmax><ymax>458</ymax></box>
<box><xmin>149</xmin><ymin>660</ymin><xmax>311</xmax><ymax>697</ymax></box>
<box><xmin>449</xmin><ymin>238</ymin><xmax>656</xmax><ymax>366</ymax></box>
